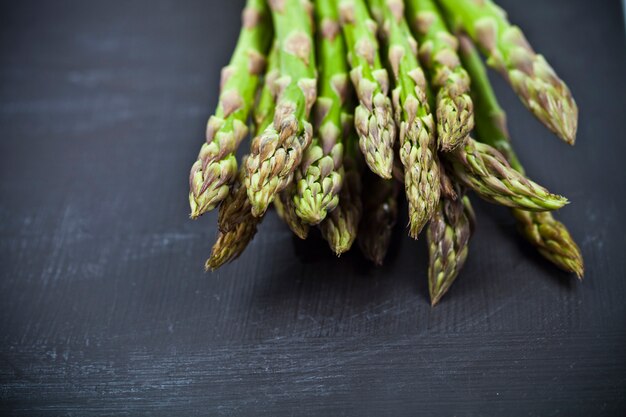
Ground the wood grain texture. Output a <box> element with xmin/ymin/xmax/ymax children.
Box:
<box><xmin>0</xmin><ymin>0</ymin><xmax>625</xmax><ymax>415</ymax></box>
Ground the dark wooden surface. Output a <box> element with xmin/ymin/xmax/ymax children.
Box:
<box><xmin>1</xmin><ymin>0</ymin><xmax>625</xmax><ymax>415</ymax></box>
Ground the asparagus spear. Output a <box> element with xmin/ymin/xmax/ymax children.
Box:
<box><xmin>405</xmin><ymin>0</ymin><xmax>473</xmax><ymax>151</ymax></box>
<box><xmin>338</xmin><ymin>0</ymin><xmax>396</xmax><ymax>178</ymax></box>
<box><xmin>206</xmin><ymin>222</ymin><xmax>259</xmax><ymax>270</ymax></box>
<box><xmin>189</xmin><ymin>0</ymin><xmax>272</xmax><ymax>218</ymax></box>
<box><xmin>438</xmin><ymin>0</ymin><xmax>578</xmax><ymax>144</ymax></box>
<box><xmin>253</xmin><ymin>43</ymin><xmax>280</xmax><ymax>137</ymax></box>
<box><xmin>206</xmin><ymin>162</ymin><xmax>260</xmax><ymax>270</ymax></box>
<box><xmin>217</xmin><ymin>160</ymin><xmax>258</xmax><ymax>234</ymax></box>
<box><xmin>427</xmin><ymin>178</ymin><xmax>475</xmax><ymax>305</ymax></box>
<box><xmin>320</xmin><ymin>157</ymin><xmax>362</xmax><ymax>255</ymax></box>
<box><xmin>358</xmin><ymin>174</ymin><xmax>399</xmax><ymax>266</ymax></box>
<box><xmin>511</xmin><ymin>210</ymin><xmax>584</xmax><ymax>277</ymax></box>
<box><xmin>448</xmin><ymin>137</ymin><xmax>568</xmax><ymax>211</ymax></box>
<box><xmin>217</xmin><ymin>45</ymin><xmax>278</xmax><ymax>233</ymax></box>
<box><xmin>275</xmin><ymin>183</ymin><xmax>310</xmax><ymax>239</ymax></box>
<box><xmin>293</xmin><ymin>0</ymin><xmax>349</xmax><ymax>225</ymax></box>
<box><xmin>245</xmin><ymin>0</ymin><xmax>317</xmax><ymax>217</ymax></box>
<box><xmin>369</xmin><ymin>0</ymin><xmax>440</xmax><ymax>238</ymax></box>
<box><xmin>459</xmin><ymin>35</ymin><xmax>583</xmax><ymax>277</ymax></box>
<box><xmin>206</xmin><ymin>47</ymin><xmax>280</xmax><ymax>270</ymax></box>
<box><xmin>320</xmin><ymin>111</ymin><xmax>363</xmax><ymax>255</ymax></box>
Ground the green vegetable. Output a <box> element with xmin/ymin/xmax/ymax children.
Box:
<box><xmin>427</xmin><ymin>179</ymin><xmax>475</xmax><ymax>305</ymax></box>
<box><xmin>338</xmin><ymin>0</ymin><xmax>396</xmax><ymax>178</ymax></box>
<box><xmin>438</xmin><ymin>0</ymin><xmax>578</xmax><ymax>144</ymax></box>
<box><xmin>448</xmin><ymin>137</ymin><xmax>569</xmax><ymax>211</ymax></box>
<box><xmin>370</xmin><ymin>0</ymin><xmax>440</xmax><ymax>238</ymax></box>
<box><xmin>406</xmin><ymin>0</ymin><xmax>473</xmax><ymax>151</ymax></box>
<box><xmin>293</xmin><ymin>0</ymin><xmax>348</xmax><ymax>225</ymax></box>
<box><xmin>459</xmin><ymin>34</ymin><xmax>583</xmax><ymax>278</ymax></box>
<box><xmin>358</xmin><ymin>174</ymin><xmax>399</xmax><ymax>266</ymax></box>
<box><xmin>189</xmin><ymin>0</ymin><xmax>272</xmax><ymax>218</ymax></box>
<box><xmin>245</xmin><ymin>0</ymin><xmax>317</xmax><ymax>217</ymax></box>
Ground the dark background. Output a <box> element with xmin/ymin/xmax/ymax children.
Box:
<box><xmin>1</xmin><ymin>0</ymin><xmax>625</xmax><ymax>415</ymax></box>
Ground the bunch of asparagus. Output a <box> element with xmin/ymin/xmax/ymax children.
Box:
<box><xmin>189</xmin><ymin>0</ymin><xmax>583</xmax><ymax>305</ymax></box>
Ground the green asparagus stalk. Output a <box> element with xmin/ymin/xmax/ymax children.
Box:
<box><xmin>448</xmin><ymin>137</ymin><xmax>568</xmax><ymax>211</ymax></box>
<box><xmin>512</xmin><ymin>210</ymin><xmax>584</xmax><ymax>277</ymax></box>
<box><xmin>189</xmin><ymin>0</ymin><xmax>272</xmax><ymax>218</ymax></box>
<box><xmin>438</xmin><ymin>0</ymin><xmax>578</xmax><ymax>144</ymax></box>
<box><xmin>358</xmin><ymin>174</ymin><xmax>399</xmax><ymax>266</ymax></box>
<box><xmin>369</xmin><ymin>0</ymin><xmax>440</xmax><ymax>238</ymax></box>
<box><xmin>320</xmin><ymin>111</ymin><xmax>363</xmax><ymax>255</ymax></box>
<box><xmin>293</xmin><ymin>0</ymin><xmax>349</xmax><ymax>225</ymax></box>
<box><xmin>207</xmin><ymin>45</ymin><xmax>281</xmax><ymax>270</ymax></box>
<box><xmin>245</xmin><ymin>0</ymin><xmax>317</xmax><ymax>217</ymax></box>
<box><xmin>206</xmin><ymin>222</ymin><xmax>259</xmax><ymax>270</ymax></box>
<box><xmin>458</xmin><ymin>35</ymin><xmax>583</xmax><ymax>277</ymax></box>
<box><xmin>217</xmin><ymin>45</ymin><xmax>278</xmax><ymax>232</ymax></box>
<box><xmin>406</xmin><ymin>0</ymin><xmax>473</xmax><ymax>151</ymax></box>
<box><xmin>338</xmin><ymin>0</ymin><xmax>396</xmax><ymax>178</ymax></box>
<box><xmin>275</xmin><ymin>183</ymin><xmax>310</xmax><ymax>239</ymax></box>
<box><xmin>253</xmin><ymin>43</ymin><xmax>280</xmax><ymax>135</ymax></box>
<box><xmin>206</xmin><ymin>162</ymin><xmax>260</xmax><ymax>271</ymax></box>
<box><xmin>320</xmin><ymin>156</ymin><xmax>362</xmax><ymax>255</ymax></box>
<box><xmin>217</xmin><ymin>159</ymin><xmax>258</xmax><ymax>234</ymax></box>
<box><xmin>427</xmin><ymin>179</ymin><xmax>475</xmax><ymax>305</ymax></box>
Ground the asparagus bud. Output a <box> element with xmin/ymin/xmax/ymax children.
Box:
<box><xmin>438</xmin><ymin>0</ymin><xmax>578</xmax><ymax>144</ymax></box>
<box><xmin>459</xmin><ymin>35</ymin><xmax>583</xmax><ymax>277</ymax></box>
<box><xmin>275</xmin><ymin>183</ymin><xmax>310</xmax><ymax>239</ymax></box>
<box><xmin>189</xmin><ymin>0</ymin><xmax>272</xmax><ymax>218</ymax></box>
<box><xmin>293</xmin><ymin>0</ymin><xmax>349</xmax><ymax>225</ymax></box>
<box><xmin>358</xmin><ymin>174</ymin><xmax>399</xmax><ymax>266</ymax></box>
<box><xmin>370</xmin><ymin>0</ymin><xmax>441</xmax><ymax>238</ymax></box>
<box><xmin>338</xmin><ymin>0</ymin><xmax>396</xmax><ymax>178</ymax></box>
<box><xmin>448</xmin><ymin>137</ymin><xmax>568</xmax><ymax>211</ymax></box>
<box><xmin>246</xmin><ymin>0</ymin><xmax>318</xmax><ymax>217</ymax></box>
<box><xmin>428</xmin><ymin>181</ymin><xmax>475</xmax><ymax>305</ymax></box>
<box><xmin>320</xmin><ymin>149</ymin><xmax>363</xmax><ymax>255</ymax></box>
<box><xmin>206</xmin><ymin>161</ymin><xmax>261</xmax><ymax>270</ymax></box>
<box><xmin>406</xmin><ymin>0</ymin><xmax>474</xmax><ymax>151</ymax></box>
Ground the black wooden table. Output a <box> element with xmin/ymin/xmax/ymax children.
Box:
<box><xmin>1</xmin><ymin>0</ymin><xmax>625</xmax><ymax>415</ymax></box>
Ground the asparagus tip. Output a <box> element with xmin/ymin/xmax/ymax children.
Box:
<box><xmin>436</xmin><ymin>91</ymin><xmax>474</xmax><ymax>152</ymax></box>
<box><xmin>355</xmin><ymin>97</ymin><xmax>396</xmax><ymax>180</ymax></box>
<box><xmin>430</xmin><ymin>292</ymin><xmax>443</xmax><ymax>307</ymax></box>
